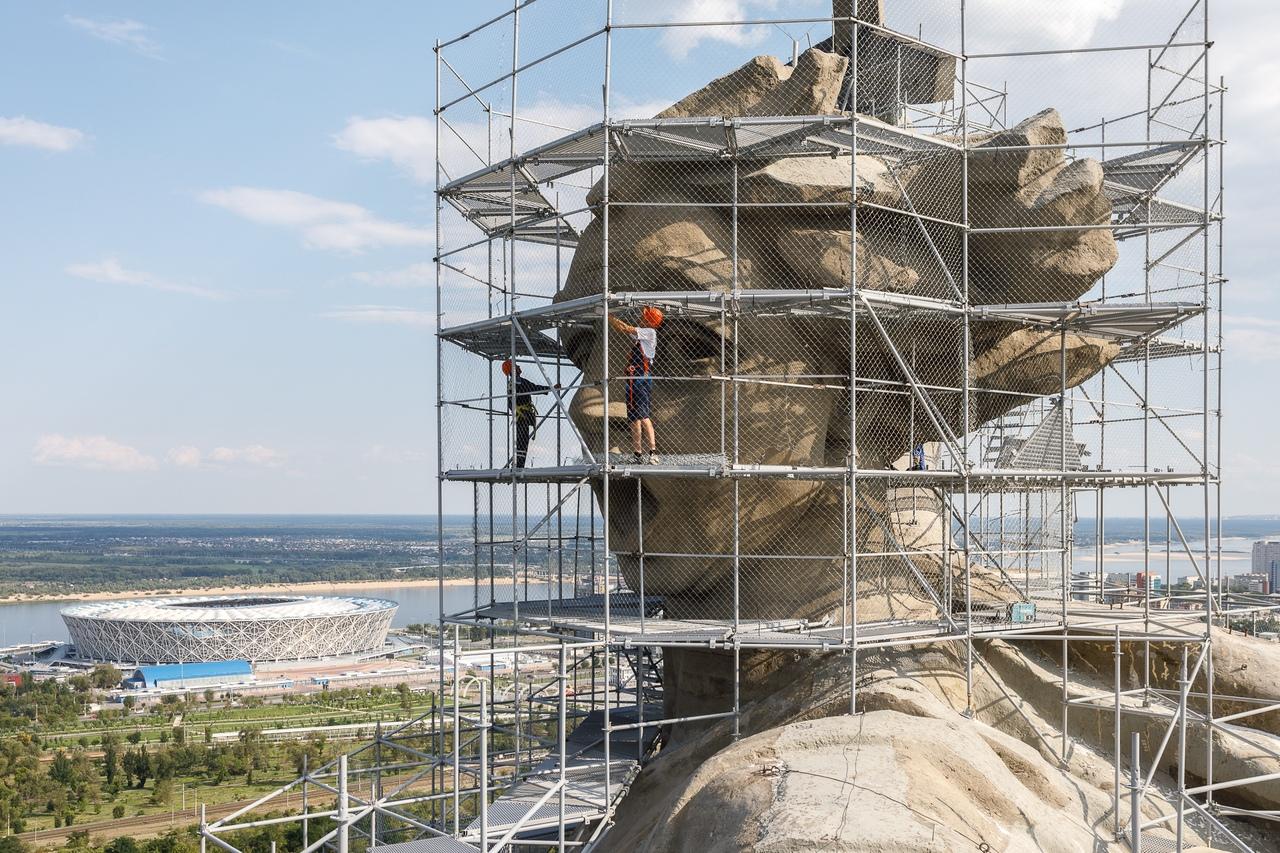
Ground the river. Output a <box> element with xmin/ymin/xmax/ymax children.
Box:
<box><xmin>0</xmin><ymin>536</ymin><xmax>1262</xmax><ymax>646</ymax></box>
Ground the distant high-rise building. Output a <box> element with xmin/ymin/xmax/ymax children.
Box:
<box><xmin>1252</xmin><ymin>540</ymin><xmax>1280</xmax><ymax>593</ymax></box>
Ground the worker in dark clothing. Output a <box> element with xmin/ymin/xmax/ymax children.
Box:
<box><xmin>502</xmin><ymin>360</ymin><xmax>556</xmax><ymax>468</ymax></box>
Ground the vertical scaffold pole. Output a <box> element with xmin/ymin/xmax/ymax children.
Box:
<box><xmin>1202</xmin><ymin>0</ymin><xmax>1217</xmax><ymax>820</ymax></box>
<box><xmin>1097</xmin><ymin>115</ymin><xmax>1107</xmax><ymax>607</ymax></box>
<box><xmin>1141</xmin><ymin>47</ymin><xmax>1153</xmax><ymax>702</ymax></box>
<box><xmin>731</xmin><ymin>150</ymin><xmax>741</xmax><ymax>738</ymax></box>
<box><xmin>600</xmin><ymin>0</ymin><xmax>614</xmax><ymax>815</ymax></box>
<box><xmin>1060</xmin><ymin>330</ymin><xmax>1069</xmax><ymax>761</ymax></box>
<box><xmin>452</xmin><ymin>625</ymin><xmax>461</xmax><ymax>834</ymax></box>
<box><xmin>301</xmin><ymin>751</ymin><xmax>309</xmax><ymax>850</ymax></box>
<box><xmin>1129</xmin><ymin>731</ymin><xmax>1142</xmax><ymax>853</ymax></box>
<box><xmin>1176</xmin><ymin>644</ymin><xmax>1188</xmax><ymax>850</ymax></box>
<box><xmin>846</xmin><ymin>0</ymin><xmax>861</xmax><ymax>718</ymax></box>
<box><xmin>500</xmin><ymin>1</ymin><xmax>518</xmax><ymax>820</ymax></box>
<box><xmin>637</xmin><ymin>475</ymin><xmax>645</xmax><ymax>751</ymax></box>
<box><xmin>480</xmin><ymin>679</ymin><xmax>490</xmax><ymax>852</ymax></box>
<box><xmin>337</xmin><ymin>753</ymin><xmax>350</xmax><ymax>853</ymax></box>
<box><xmin>559</xmin><ymin>643</ymin><xmax>568</xmax><ymax>852</ymax></box>
<box><xmin>960</xmin><ymin>0</ymin><xmax>974</xmax><ymax>715</ymax></box>
<box><xmin>432</xmin><ymin>37</ymin><xmax>449</xmax><ymax>825</ymax></box>
<box><xmin>1113</xmin><ymin>625</ymin><xmax>1122</xmax><ymax>838</ymax></box>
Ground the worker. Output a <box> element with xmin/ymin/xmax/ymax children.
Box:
<box><xmin>501</xmin><ymin>360</ymin><xmax>556</xmax><ymax>468</ymax></box>
<box><xmin>608</xmin><ymin>305</ymin><xmax>663</xmax><ymax>464</ymax></box>
<box><xmin>910</xmin><ymin>444</ymin><xmax>927</xmax><ymax>471</ymax></box>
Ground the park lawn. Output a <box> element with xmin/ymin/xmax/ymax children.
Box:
<box><xmin>20</xmin><ymin>767</ymin><xmax>304</xmax><ymax>833</ymax></box>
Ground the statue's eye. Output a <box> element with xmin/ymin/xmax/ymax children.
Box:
<box><xmin>560</xmin><ymin>328</ymin><xmax>593</xmax><ymax>367</ymax></box>
<box><xmin>665</xmin><ymin>319</ymin><xmax>722</xmax><ymax>363</ymax></box>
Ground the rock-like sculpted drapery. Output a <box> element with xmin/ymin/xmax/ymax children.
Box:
<box><xmin>548</xmin><ymin>14</ymin><xmax>1279</xmax><ymax>851</ymax></box>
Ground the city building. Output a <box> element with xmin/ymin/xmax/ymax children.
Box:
<box><xmin>1253</xmin><ymin>540</ymin><xmax>1280</xmax><ymax>592</ymax></box>
<box><xmin>1236</xmin><ymin>572</ymin><xmax>1271</xmax><ymax>595</ymax></box>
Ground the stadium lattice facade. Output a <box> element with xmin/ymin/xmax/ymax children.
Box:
<box><xmin>61</xmin><ymin>595</ymin><xmax>397</xmax><ymax>664</ymax></box>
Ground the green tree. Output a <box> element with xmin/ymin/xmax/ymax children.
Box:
<box><xmin>122</xmin><ymin>746</ymin><xmax>150</xmax><ymax>789</ymax></box>
<box><xmin>396</xmin><ymin>682</ymin><xmax>413</xmax><ymax>712</ymax></box>
<box><xmin>150</xmin><ymin>777</ymin><xmax>173</xmax><ymax>806</ymax></box>
<box><xmin>49</xmin><ymin>751</ymin><xmax>75</xmax><ymax>787</ymax></box>
<box><xmin>141</xmin><ymin>829</ymin><xmax>199</xmax><ymax>853</ymax></box>
<box><xmin>103</xmin><ymin>735</ymin><xmax>121</xmax><ymax>786</ymax></box>
<box><xmin>236</xmin><ymin>727</ymin><xmax>266</xmax><ymax>784</ymax></box>
<box><xmin>104</xmin><ymin>838</ymin><xmax>141</xmax><ymax>853</ymax></box>
<box><xmin>91</xmin><ymin>664</ymin><xmax>123</xmax><ymax>690</ymax></box>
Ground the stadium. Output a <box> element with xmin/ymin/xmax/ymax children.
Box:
<box><xmin>61</xmin><ymin>595</ymin><xmax>398</xmax><ymax>664</ymax></box>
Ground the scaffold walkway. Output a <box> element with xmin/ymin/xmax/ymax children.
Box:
<box><xmin>442</xmin><ymin>458</ymin><xmax>1210</xmax><ymax>486</ymax></box>
<box><xmin>459</xmin><ymin>704</ymin><xmax>660</xmax><ymax>845</ymax></box>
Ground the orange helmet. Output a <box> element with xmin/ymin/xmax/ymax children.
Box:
<box><xmin>501</xmin><ymin>359</ymin><xmax>515</xmax><ymax>376</ymax></box>
<box><xmin>641</xmin><ymin>306</ymin><xmax>664</xmax><ymax>328</ymax></box>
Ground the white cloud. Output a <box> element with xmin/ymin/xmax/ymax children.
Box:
<box><xmin>209</xmin><ymin>445</ymin><xmax>284</xmax><ymax>467</ymax></box>
<box><xmin>64</xmin><ymin>15</ymin><xmax>161</xmax><ymax>58</ymax></box>
<box><xmin>65</xmin><ymin>257</ymin><xmax>225</xmax><ymax>299</ymax></box>
<box><xmin>0</xmin><ymin>116</ymin><xmax>85</xmax><ymax>152</ymax></box>
<box><xmin>322</xmin><ymin>305</ymin><xmax>435</xmax><ymax>328</ymax></box>
<box><xmin>1224</xmin><ymin>316</ymin><xmax>1280</xmax><ymax>363</ymax></box>
<box><xmin>199</xmin><ymin>187</ymin><xmax>432</xmax><ymax>252</ymax></box>
<box><xmin>166</xmin><ymin>446</ymin><xmax>204</xmax><ymax>468</ymax></box>
<box><xmin>365</xmin><ymin>444</ymin><xmax>433</xmax><ymax>464</ymax></box>
<box><xmin>968</xmin><ymin>0</ymin><xmax>1124</xmax><ymax>50</ymax></box>
<box><xmin>34</xmin><ymin>434</ymin><xmax>157</xmax><ymax>472</ymax></box>
<box><xmin>342</xmin><ymin>95</ymin><xmax>673</xmax><ymax>182</ymax></box>
<box><xmin>652</xmin><ymin>0</ymin><xmax>775</xmax><ymax>61</ymax></box>
<box><xmin>335</xmin><ymin>115</ymin><xmax>435</xmax><ymax>183</ymax></box>
<box><xmin>166</xmin><ymin>444</ymin><xmax>284</xmax><ymax>469</ymax></box>
<box><xmin>353</xmin><ymin>262</ymin><xmax>434</xmax><ymax>288</ymax></box>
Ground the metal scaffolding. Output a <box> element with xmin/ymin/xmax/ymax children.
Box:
<box><xmin>202</xmin><ymin>2</ymin><xmax>1280</xmax><ymax>851</ymax></box>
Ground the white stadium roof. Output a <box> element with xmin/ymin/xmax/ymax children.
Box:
<box><xmin>61</xmin><ymin>595</ymin><xmax>399</xmax><ymax>664</ymax></box>
<box><xmin>62</xmin><ymin>595</ymin><xmax>396</xmax><ymax>622</ymax></box>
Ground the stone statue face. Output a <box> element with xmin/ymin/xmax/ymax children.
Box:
<box><xmin>554</xmin><ymin>49</ymin><xmax>1120</xmax><ymax>621</ymax></box>
<box><xmin>558</xmin><ymin>208</ymin><xmax>847</xmax><ymax>619</ymax></box>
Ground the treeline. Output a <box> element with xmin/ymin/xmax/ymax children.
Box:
<box><xmin>1</xmin><ymin>668</ymin><xmax>122</xmax><ymax>733</ymax></box>
<box><xmin>0</xmin><ymin>721</ymin><xmax>330</xmax><ymax>840</ymax></box>
<box><xmin>0</xmin><ymin>814</ymin><xmax>338</xmax><ymax>853</ymax></box>
<box><xmin>0</xmin><ymin>562</ymin><xmax>440</xmax><ymax>597</ymax></box>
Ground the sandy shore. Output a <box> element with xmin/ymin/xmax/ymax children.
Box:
<box><xmin>0</xmin><ymin>577</ymin><xmax>483</xmax><ymax>605</ymax></box>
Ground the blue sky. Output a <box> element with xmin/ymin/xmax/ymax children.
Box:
<box><xmin>1</xmin><ymin>1</ymin><xmax>1276</xmax><ymax>515</ymax></box>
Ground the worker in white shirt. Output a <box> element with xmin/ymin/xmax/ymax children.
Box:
<box><xmin>608</xmin><ymin>306</ymin><xmax>663</xmax><ymax>464</ymax></box>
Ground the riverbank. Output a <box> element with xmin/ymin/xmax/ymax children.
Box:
<box><xmin>0</xmin><ymin>576</ymin><xmax>488</xmax><ymax>605</ymax></box>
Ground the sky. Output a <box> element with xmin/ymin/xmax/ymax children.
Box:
<box><xmin>0</xmin><ymin>0</ymin><xmax>1276</xmax><ymax>516</ymax></box>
